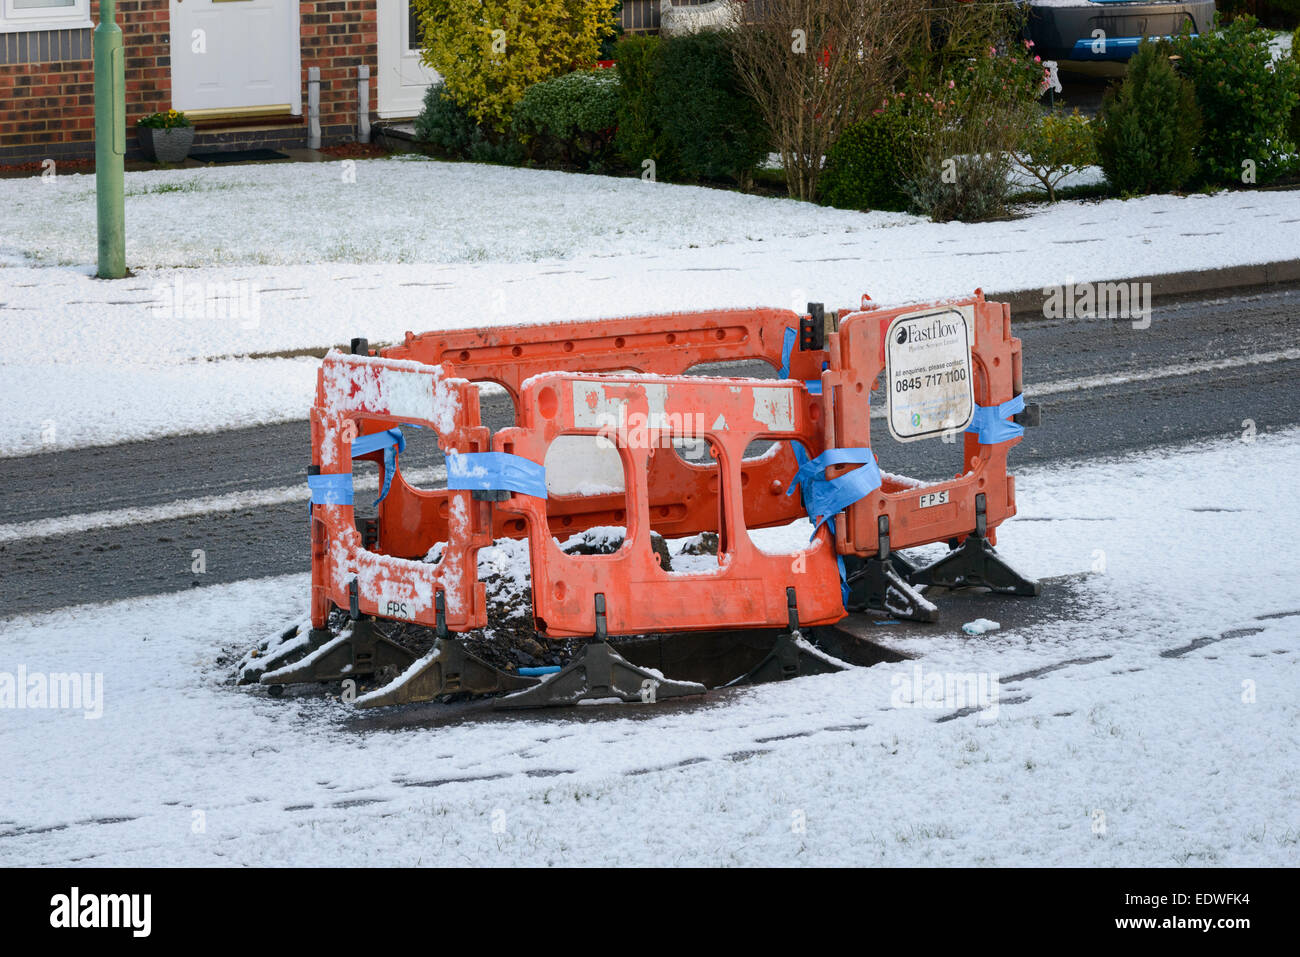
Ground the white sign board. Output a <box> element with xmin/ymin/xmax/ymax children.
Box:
<box><xmin>884</xmin><ymin>306</ymin><xmax>975</xmax><ymax>443</ymax></box>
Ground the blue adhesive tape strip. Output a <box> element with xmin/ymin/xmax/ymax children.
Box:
<box><xmin>308</xmin><ymin>472</ymin><xmax>354</xmax><ymax>506</ymax></box>
<box><xmin>786</xmin><ymin>447</ymin><xmax>883</xmax><ymax>538</ymax></box>
<box><xmin>446</xmin><ymin>451</ymin><xmax>548</xmax><ymax>499</ymax></box>
<box><xmin>351</xmin><ymin>427</ymin><xmax>406</xmax><ymax>506</ymax></box>
<box><xmin>966</xmin><ymin>394</ymin><xmax>1026</xmax><ymax>445</ymax></box>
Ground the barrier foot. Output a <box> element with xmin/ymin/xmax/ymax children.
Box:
<box><xmin>493</xmin><ymin>640</ymin><xmax>706</xmax><ymax>709</ymax></box>
<box><xmin>908</xmin><ymin>495</ymin><xmax>1040</xmax><ymax>597</ymax></box>
<box><xmin>238</xmin><ymin>624</ymin><xmax>333</xmax><ymax>685</ymax></box>
<box><xmin>259</xmin><ymin>616</ymin><xmax>416</xmax><ymax>688</ymax></box>
<box><xmin>727</xmin><ymin>630</ymin><xmax>846</xmax><ymax>685</ymax></box>
<box><xmin>728</xmin><ymin>587</ymin><xmax>848</xmax><ymax>685</ymax></box>
<box><xmin>843</xmin><ymin>555</ymin><xmax>939</xmax><ymax>623</ymax></box>
<box><xmin>495</xmin><ymin>595</ymin><xmax>705</xmax><ymax>709</ymax></box>
<box><xmin>353</xmin><ymin>638</ymin><xmax>539</xmax><ymax>709</ymax></box>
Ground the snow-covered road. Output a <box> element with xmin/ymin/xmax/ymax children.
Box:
<box><xmin>2</xmin><ymin>430</ymin><xmax>1296</xmax><ymax>866</ymax></box>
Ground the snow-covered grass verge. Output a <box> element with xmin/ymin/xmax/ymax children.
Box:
<box><xmin>1</xmin><ymin>430</ymin><xmax>1296</xmax><ymax>866</ymax></box>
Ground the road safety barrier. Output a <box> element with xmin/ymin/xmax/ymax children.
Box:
<box><xmin>280</xmin><ymin>292</ymin><xmax>1040</xmax><ymax>708</ymax></box>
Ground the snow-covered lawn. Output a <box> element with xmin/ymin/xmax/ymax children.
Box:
<box><xmin>1</xmin><ymin>430</ymin><xmax>1297</xmax><ymax>866</ymax></box>
<box><xmin>3</xmin><ymin>157</ymin><xmax>1299</xmax><ymax>455</ymax></box>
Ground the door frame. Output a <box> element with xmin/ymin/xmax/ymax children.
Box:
<box><xmin>377</xmin><ymin>0</ymin><xmax>438</xmax><ymax>118</ymax></box>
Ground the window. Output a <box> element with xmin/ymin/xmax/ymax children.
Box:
<box><xmin>406</xmin><ymin>1</ymin><xmax>423</xmax><ymax>52</ymax></box>
<box><xmin>1</xmin><ymin>0</ymin><xmax>91</xmax><ymax>33</ymax></box>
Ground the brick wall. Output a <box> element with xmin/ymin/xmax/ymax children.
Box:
<box><xmin>0</xmin><ymin>0</ymin><xmax>171</xmax><ymax>164</ymax></box>
<box><xmin>301</xmin><ymin>1</ymin><xmax>378</xmax><ymax>144</ymax></box>
<box><xmin>0</xmin><ymin>1</ymin><xmax>377</xmax><ymax>166</ymax></box>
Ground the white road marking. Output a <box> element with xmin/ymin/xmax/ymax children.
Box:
<box><xmin>867</xmin><ymin>347</ymin><xmax>1300</xmax><ymax>418</ymax></box>
<box><xmin>0</xmin><ymin>466</ymin><xmax>446</xmax><ymax>544</ymax></box>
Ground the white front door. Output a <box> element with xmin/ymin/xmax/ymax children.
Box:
<box><xmin>169</xmin><ymin>0</ymin><xmax>302</xmax><ymax>115</ymax></box>
<box><xmin>377</xmin><ymin>0</ymin><xmax>439</xmax><ymax>118</ymax></box>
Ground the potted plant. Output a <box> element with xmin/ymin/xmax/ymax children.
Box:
<box><xmin>136</xmin><ymin>109</ymin><xmax>195</xmax><ymax>163</ymax></box>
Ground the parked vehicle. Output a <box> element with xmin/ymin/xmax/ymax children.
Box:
<box><xmin>1023</xmin><ymin>0</ymin><xmax>1216</xmax><ymax>62</ymax></box>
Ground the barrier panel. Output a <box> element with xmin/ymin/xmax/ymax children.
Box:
<box><xmin>370</xmin><ymin>308</ymin><xmax>830</xmax><ymax>557</ymax></box>
<box><xmin>826</xmin><ymin>291</ymin><xmax>1026</xmax><ymax>555</ymax></box>
<box><xmin>307</xmin><ymin>352</ymin><xmax>492</xmax><ymax>633</ymax></box>
<box><xmin>492</xmin><ymin>371</ymin><xmax>845</xmax><ymax>637</ymax></box>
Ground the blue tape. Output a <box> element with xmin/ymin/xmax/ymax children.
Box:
<box><xmin>779</xmin><ymin>326</ymin><xmax>824</xmax><ymax>394</ymax></box>
<box><xmin>786</xmin><ymin>447</ymin><xmax>883</xmax><ymax>539</ymax></box>
<box><xmin>779</xmin><ymin>326</ymin><xmax>796</xmax><ymax>378</ymax></box>
<box><xmin>351</xmin><ymin>427</ymin><xmax>406</xmax><ymax>506</ymax></box>
<box><xmin>308</xmin><ymin>472</ymin><xmax>354</xmax><ymax>506</ymax></box>
<box><xmin>780</xmin><ymin>328</ymin><xmax>853</xmax><ymax>603</ymax></box>
<box><xmin>518</xmin><ymin>665</ymin><xmax>562</xmax><ymax>677</ymax></box>
<box><xmin>446</xmin><ymin>451</ymin><xmax>548</xmax><ymax>499</ymax></box>
<box><xmin>966</xmin><ymin>395</ymin><xmax>1026</xmax><ymax>445</ymax></box>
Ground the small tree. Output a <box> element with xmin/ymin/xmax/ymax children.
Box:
<box><xmin>1010</xmin><ymin>109</ymin><xmax>1099</xmax><ymax>202</ymax></box>
<box><xmin>413</xmin><ymin>0</ymin><xmax>619</xmax><ymax>132</ymax></box>
<box><xmin>730</xmin><ymin>0</ymin><xmax>924</xmax><ymax>202</ymax></box>
<box><xmin>613</xmin><ymin>34</ymin><xmax>665</xmax><ymax>171</ymax></box>
<box><xmin>1095</xmin><ymin>40</ymin><xmax>1202</xmax><ymax>195</ymax></box>
<box><xmin>901</xmin><ymin>47</ymin><xmax>1044</xmax><ymax>222</ymax></box>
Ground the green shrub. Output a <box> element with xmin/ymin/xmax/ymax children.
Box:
<box><xmin>1291</xmin><ymin>27</ymin><xmax>1300</xmax><ymax>155</ymax></box>
<box><xmin>413</xmin><ymin>83</ymin><xmax>523</xmax><ymax>164</ymax></box>
<box><xmin>1095</xmin><ymin>40</ymin><xmax>1202</xmax><ymax>194</ymax></box>
<box><xmin>820</xmin><ymin>109</ymin><xmax>914</xmax><ymax>212</ymax></box>
<box><xmin>414</xmin><ymin>83</ymin><xmax>480</xmax><ymax>155</ymax></box>
<box><xmin>652</xmin><ymin>30</ymin><xmax>769</xmax><ymax>185</ymax></box>
<box><xmin>412</xmin><ymin>0</ymin><xmax>618</xmax><ymax>132</ymax></box>
<box><xmin>1172</xmin><ymin>16</ymin><xmax>1299</xmax><ymax>184</ymax></box>
<box><xmin>901</xmin><ymin>49</ymin><xmax>1043</xmax><ymax>221</ymax></box>
<box><xmin>613</xmin><ymin>34</ymin><xmax>665</xmax><ymax>174</ymax></box>
<box><xmin>512</xmin><ymin>70</ymin><xmax>620</xmax><ymax>169</ymax></box>
<box><xmin>599</xmin><ymin>1</ymin><xmax>624</xmax><ymax>60</ymax></box>
<box><xmin>904</xmin><ymin>154</ymin><xmax>1014</xmax><ymax>222</ymax></box>
<box><xmin>1011</xmin><ymin>108</ymin><xmax>1099</xmax><ymax>201</ymax></box>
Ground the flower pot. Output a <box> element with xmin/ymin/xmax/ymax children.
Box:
<box><xmin>139</xmin><ymin>126</ymin><xmax>195</xmax><ymax>163</ymax></box>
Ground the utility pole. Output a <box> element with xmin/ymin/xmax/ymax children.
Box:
<box><xmin>94</xmin><ymin>0</ymin><xmax>125</xmax><ymax>279</ymax></box>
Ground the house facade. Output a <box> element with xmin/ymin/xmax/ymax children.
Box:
<box><xmin>0</xmin><ymin>0</ymin><xmax>697</xmax><ymax>167</ymax></box>
<box><xmin>0</xmin><ymin>0</ymin><xmax>435</xmax><ymax>165</ymax></box>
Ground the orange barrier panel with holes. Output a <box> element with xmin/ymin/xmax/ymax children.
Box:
<box><xmin>491</xmin><ymin>372</ymin><xmax>845</xmax><ymax>638</ymax></box>
<box><xmin>371</xmin><ymin>308</ymin><xmax>833</xmax><ymax>558</ymax></box>
<box><xmin>822</xmin><ymin>291</ymin><xmax>1025</xmax><ymax>556</ymax></box>
<box><xmin>308</xmin><ymin>353</ymin><xmax>493</xmax><ymax>632</ymax></box>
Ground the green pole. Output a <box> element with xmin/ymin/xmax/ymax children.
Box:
<box><xmin>94</xmin><ymin>0</ymin><xmax>125</xmax><ymax>279</ymax></box>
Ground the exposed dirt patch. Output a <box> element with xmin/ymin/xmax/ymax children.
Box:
<box><xmin>319</xmin><ymin>142</ymin><xmax>391</xmax><ymax>160</ymax></box>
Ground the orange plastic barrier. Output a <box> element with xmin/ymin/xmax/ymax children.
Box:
<box><xmin>371</xmin><ymin>308</ymin><xmax>829</xmax><ymax>559</ymax></box>
<box><xmin>305</xmin><ymin>292</ymin><xmax>1036</xmax><ymax>642</ymax></box>
<box><xmin>823</xmin><ymin>291</ymin><xmax>1026</xmax><ymax>557</ymax></box>
<box><xmin>308</xmin><ymin>352</ymin><xmax>492</xmax><ymax>632</ymax></box>
<box><xmin>492</xmin><ymin>372</ymin><xmax>845</xmax><ymax>637</ymax></box>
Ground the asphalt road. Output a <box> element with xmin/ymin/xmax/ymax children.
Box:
<box><xmin>2</xmin><ymin>286</ymin><xmax>1298</xmax><ymax>617</ymax></box>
